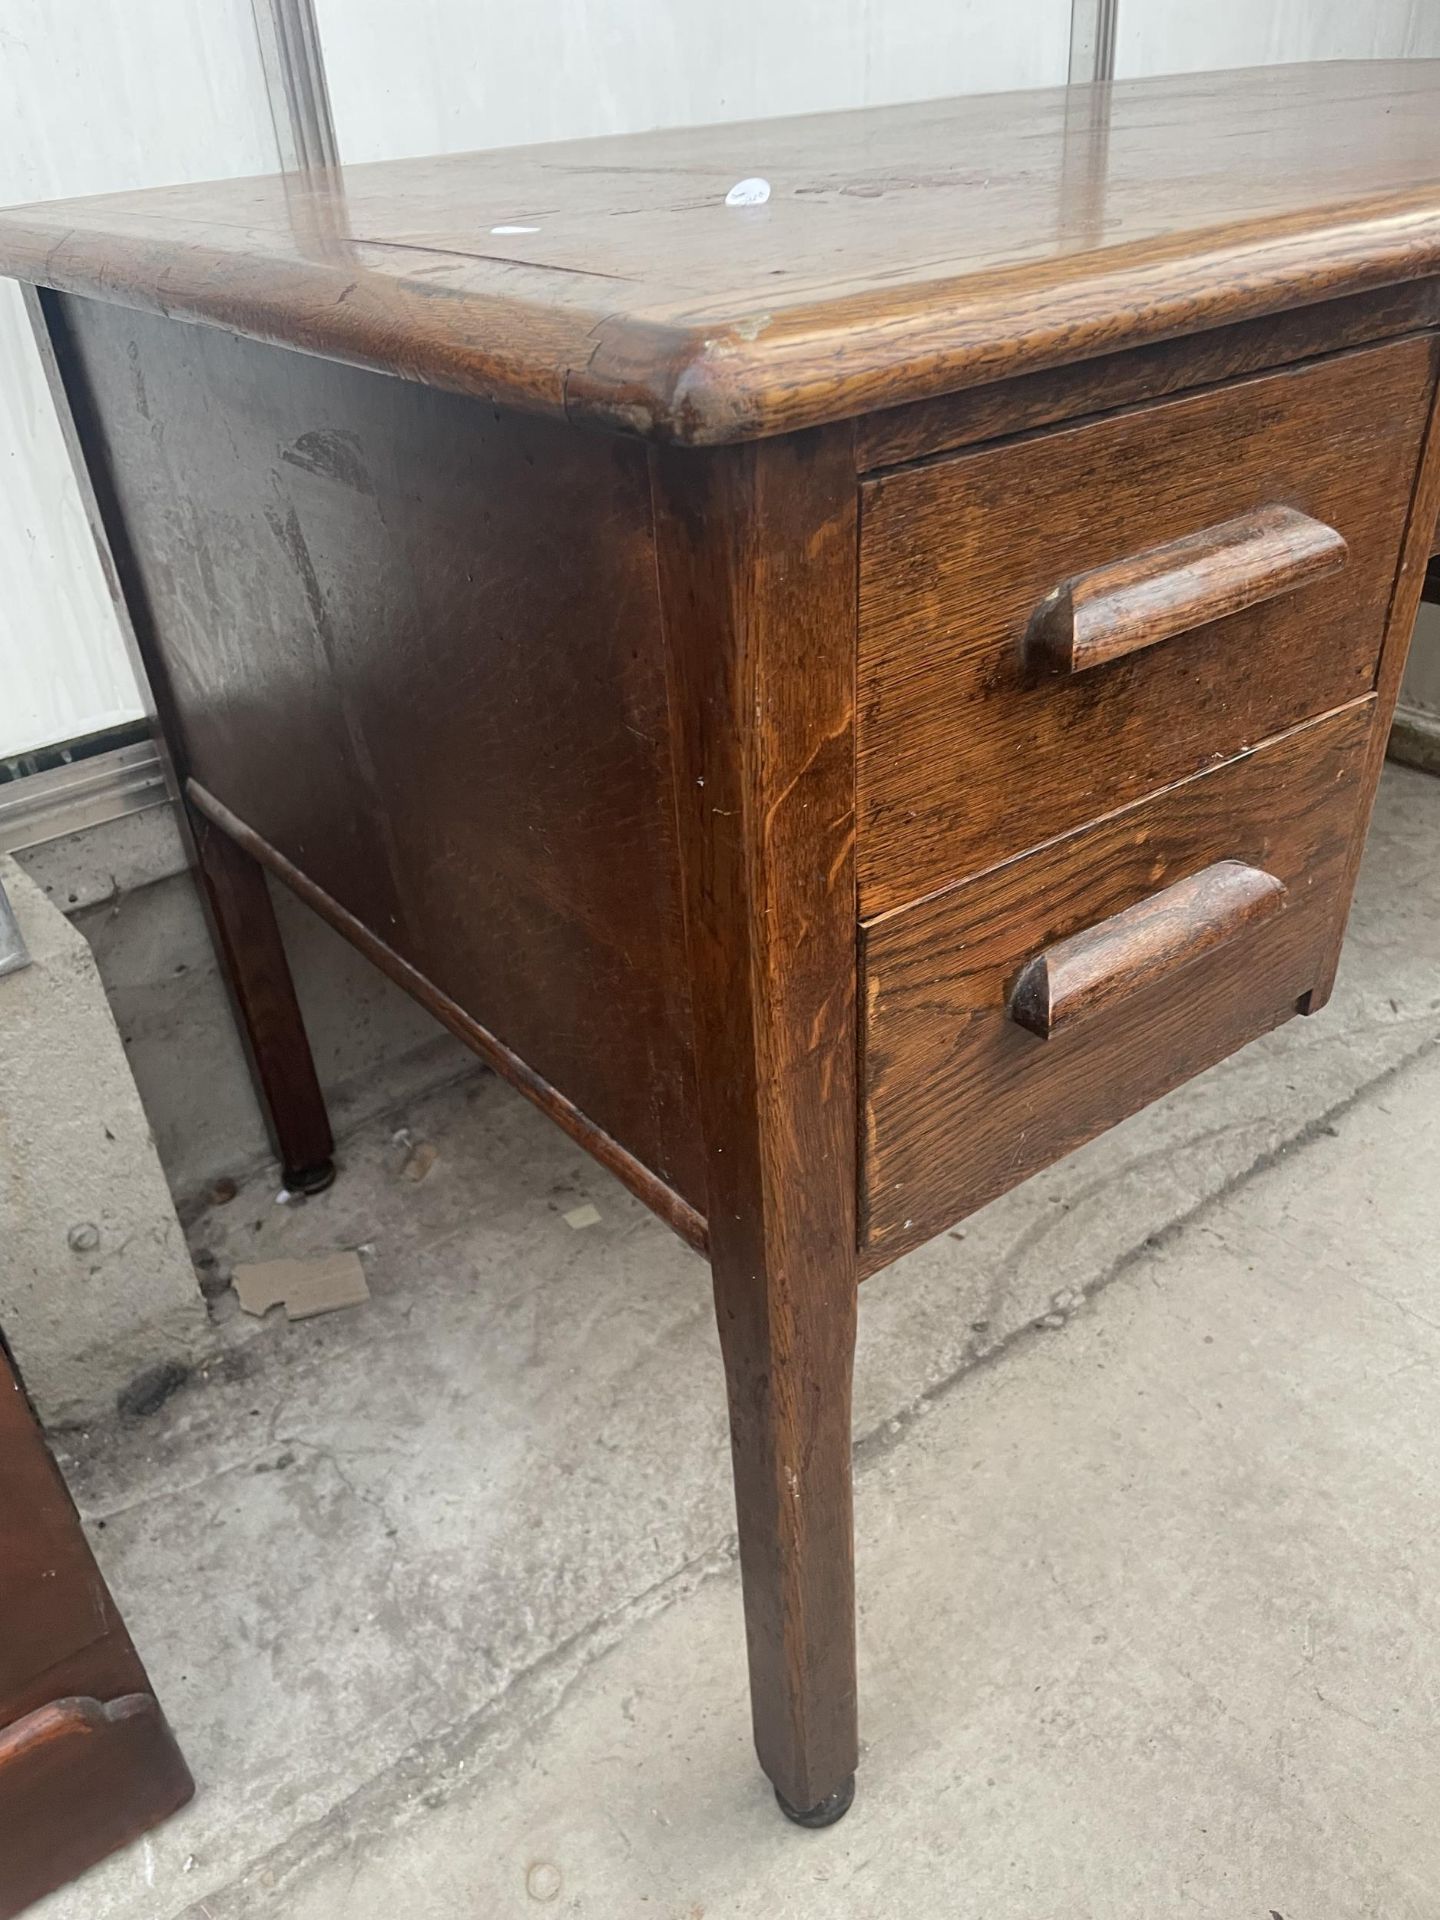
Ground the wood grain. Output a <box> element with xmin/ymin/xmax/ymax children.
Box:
<box><xmin>0</xmin><ymin>1335</ymin><xmax>192</xmax><ymax>1915</ymax></box>
<box><xmin>48</xmin><ymin>293</ymin><xmax>706</xmax><ymax>1212</ymax></box>
<box><xmin>187</xmin><ymin>781</ymin><xmax>708</xmax><ymax>1255</ymax></box>
<box><xmin>653</xmin><ymin>429</ymin><xmax>860</xmax><ymax>1817</ymax></box>
<box><xmin>856</xmin><ymin>282</ymin><xmax>1440</xmax><ymax>470</ymax></box>
<box><xmin>859</xmin><ymin>338</ymin><xmax>1432</xmax><ymax>913</ymax></box>
<box><xmin>0</xmin><ymin>1365</ymin><xmax>110</xmax><ymax>1710</ymax></box>
<box><xmin>0</xmin><ymin>1696</ymin><xmax>192</xmax><ymax>1920</ymax></box>
<box><xmin>0</xmin><ymin>1336</ymin><xmax>154</xmax><ymax>1727</ymax></box>
<box><xmin>1009</xmin><ymin>860</ymin><xmax>1286</xmax><ymax>1039</ymax></box>
<box><xmin>1022</xmin><ymin>507</ymin><xmax>1347</xmax><ymax>680</ymax></box>
<box><xmin>1309</xmin><ymin>336</ymin><xmax>1440</xmax><ymax>1009</ymax></box>
<box><xmin>4</xmin><ymin>65</ymin><xmax>1440</xmax><ymax>441</ymax></box>
<box><xmin>188</xmin><ymin>804</ymin><xmax>334</xmax><ymax>1186</ymax></box>
<box><xmin>13</xmin><ymin>66</ymin><xmax>1440</xmax><ymax>1825</ymax></box>
<box><xmin>860</xmin><ymin>700</ymin><xmax>1374</xmax><ymax>1267</ymax></box>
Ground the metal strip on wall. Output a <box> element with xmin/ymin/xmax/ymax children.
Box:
<box><xmin>250</xmin><ymin>0</ymin><xmax>339</xmax><ymax>176</ymax></box>
<box><xmin>1069</xmin><ymin>0</ymin><xmax>1119</xmax><ymax>83</ymax></box>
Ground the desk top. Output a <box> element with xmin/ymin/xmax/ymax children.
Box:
<box><xmin>5</xmin><ymin>61</ymin><xmax>1440</xmax><ymax>444</ymax></box>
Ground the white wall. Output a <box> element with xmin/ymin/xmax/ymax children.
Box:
<box><xmin>317</xmin><ymin>0</ymin><xmax>1071</xmax><ymax>165</ymax></box>
<box><xmin>1116</xmin><ymin>0</ymin><xmax>1440</xmax><ymax>76</ymax></box>
<box><xmin>0</xmin><ymin>0</ymin><xmax>277</xmax><ymax>760</ymax></box>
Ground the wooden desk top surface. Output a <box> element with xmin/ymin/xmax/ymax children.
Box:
<box><xmin>5</xmin><ymin>61</ymin><xmax>1440</xmax><ymax>443</ymax></box>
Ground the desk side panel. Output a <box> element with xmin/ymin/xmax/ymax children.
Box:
<box><xmin>51</xmin><ymin>295</ymin><xmax>705</xmax><ymax>1211</ymax></box>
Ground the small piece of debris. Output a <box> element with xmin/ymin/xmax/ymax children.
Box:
<box><xmin>563</xmin><ymin>1203</ymin><xmax>602</xmax><ymax>1230</ymax></box>
<box><xmin>207</xmin><ymin>1176</ymin><xmax>238</xmax><ymax>1206</ymax></box>
<box><xmin>232</xmin><ymin>1252</ymin><xmax>370</xmax><ymax>1322</ymax></box>
<box><xmin>66</xmin><ymin>1221</ymin><xmax>100</xmax><ymax>1254</ymax></box>
<box><xmin>1037</xmin><ymin>1311</ymin><xmax>1068</xmax><ymax>1331</ymax></box>
<box><xmin>400</xmin><ymin>1140</ymin><xmax>439</xmax><ymax>1183</ymax></box>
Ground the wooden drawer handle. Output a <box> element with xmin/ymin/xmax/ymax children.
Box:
<box><xmin>1009</xmin><ymin>859</ymin><xmax>1286</xmax><ymax>1040</ymax></box>
<box><xmin>1022</xmin><ymin>505</ymin><xmax>1348</xmax><ymax>677</ymax></box>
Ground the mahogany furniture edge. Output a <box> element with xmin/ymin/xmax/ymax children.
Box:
<box><xmin>8</xmin><ymin>207</ymin><xmax>1440</xmax><ymax>448</ymax></box>
<box><xmin>186</xmin><ymin>780</ymin><xmax>708</xmax><ymax>1254</ymax></box>
<box><xmin>577</xmin><ymin>197</ymin><xmax>1440</xmax><ymax>445</ymax></box>
<box><xmin>856</xmin><ymin>281</ymin><xmax>1440</xmax><ymax>469</ymax></box>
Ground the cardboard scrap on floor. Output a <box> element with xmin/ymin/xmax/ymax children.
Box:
<box><xmin>232</xmin><ymin>1251</ymin><xmax>370</xmax><ymax>1321</ymax></box>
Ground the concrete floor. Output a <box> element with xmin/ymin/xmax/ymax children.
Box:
<box><xmin>34</xmin><ymin>763</ymin><xmax>1440</xmax><ymax>1920</ymax></box>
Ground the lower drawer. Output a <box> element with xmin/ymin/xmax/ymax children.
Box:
<box><xmin>859</xmin><ymin>698</ymin><xmax>1374</xmax><ymax>1266</ymax></box>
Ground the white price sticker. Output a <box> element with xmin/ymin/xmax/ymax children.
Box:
<box><xmin>724</xmin><ymin>177</ymin><xmax>771</xmax><ymax>208</ymax></box>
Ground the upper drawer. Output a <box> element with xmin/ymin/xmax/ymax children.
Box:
<box><xmin>857</xmin><ymin>335</ymin><xmax>1435</xmax><ymax>916</ymax></box>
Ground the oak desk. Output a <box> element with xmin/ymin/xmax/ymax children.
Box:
<box><xmin>5</xmin><ymin>61</ymin><xmax>1440</xmax><ymax>1827</ymax></box>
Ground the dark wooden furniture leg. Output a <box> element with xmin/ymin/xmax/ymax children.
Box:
<box><xmin>654</xmin><ymin>429</ymin><xmax>861</xmax><ymax>1824</ymax></box>
<box><xmin>187</xmin><ymin>803</ymin><xmax>335</xmax><ymax>1193</ymax></box>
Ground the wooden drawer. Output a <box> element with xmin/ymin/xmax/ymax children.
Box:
<box><xmin>857</xmin><ymin>337</ymin><xmax>1434</xmax><ymax>916</ymax></box>
<box><xmin>859</xmin><ymin>699</ymin><xmax>1374</xmax><ymax>1268</ymax></box>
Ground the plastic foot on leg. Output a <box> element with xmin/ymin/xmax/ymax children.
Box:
<box><xmin>775</xmin><ymin>1772</ymin><xmax>856</xmax><ymax>1829</ymax></box>
<box><xmin>283</xmin><ymin>1159</ymin><xmax>336</xmax><ymax>1196</ymax></box>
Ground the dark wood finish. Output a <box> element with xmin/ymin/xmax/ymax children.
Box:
<box><xmin>187</xmin><ymin>781</ymin><xmax>708</xmax><ymax>1254</ymax></box>
<box><xmin>8</xmin><ymin>68</ymin><xmax>1440</xmax><ymax>1828</ymax></box>
<box><xmin>1310</xmin><ymin>357</ymin><xmax>1440</xmax><ymax>1010</ymax></box>
<box><xmin>188</xmin><ymin>803</ymin><xmax>334</xmax><ymax>1185</ymax></box>
<box><xmin>46</xmin><ymin>293</ymin><xmax>706</xmax><ymax>1216</ymax></box>
<box><xmin>652</xmin><ymin>429</ymin><xmax>860</xmax><ymax>1817</ymax></box>
<box><xmin>857</xmin><ymin>281</ymin><xmax>1440</xmax><ymax>470</ymax></box>
<box><xmin>0</xmin><ymin>1698</ymin><xmax>192</xmax><ymax>1920</ymax></box>
<box><xmin>5</xmin><ymin>65</ymin><xmax>1440</xmax><ymax>443</ymax></box>
<box><xmin>860</xmin><ymin>700</ymin><xmax>1374</xmax><ymax>1267</ymax></box>
<box><xmin>0</xmin><ymin>1340</ymin><xmax>192</xmax><ymax>1916</ymax></box>
<box><xmin>1009</xmin><ymin>860</ymin><xmax>1287</xmax><ymax>1040</ymax></box>
<box><xmin>859</xmin><ymin>338</ymin><xmax>1432</xmax><ymax>912</ymax></box>
<box><xmin>1021</xmin><ymin>507</ymin><xmax>1348</xmax><ymax>681</ymax></box>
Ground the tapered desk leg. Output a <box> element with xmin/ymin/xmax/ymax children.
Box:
<box><xmin>187</xmin><ymin>802</ymin><xmax>335</xmax><ymax>1192</ymax></box>
<box><xmin>653</xmin><ymin>426</ymin><xmax>860</xmax><ymax>1822</ymax></box>
<box><xmin>711</xmin><ymin>1208</ymin><xmax>859</xmax><ymax>1824</ymax></box>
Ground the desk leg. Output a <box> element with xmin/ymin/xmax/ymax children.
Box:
<box><xmin>188</xmin><ymin>803</ymin><xmax>335</xmax><ymax>1193</ymax></box>
<box><xmin>653</xmin><ymin>428</ymin><xmax>860</xmax><ymax>1823</ymax></box>
<box><xmin>710</xmin><ymin>1218</ymin><xmax>859</xmax><ymax>1826</ymax></box>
